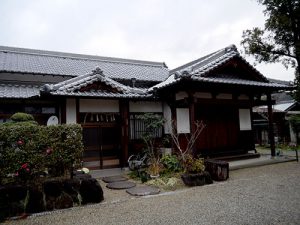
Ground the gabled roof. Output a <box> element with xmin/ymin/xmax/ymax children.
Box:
<box><xmin>41</xmin><ymin>67</ymin><xmax>152</xmax><ymax>99</ymax></box>
<box><xmin>0</xmin><ymin>83</ymin><xmax>40</xmax><ymax>98</ymax></box>
<box><xmin>253</xmin><ymin>101</ymin><xmax>298</xmax><ymax>113</ymax></box>
<box><xmin>0</xmin><ymin>46</ymin><xmax>169</xmax><ymax>82</ymax></box>
<box><xmin>149</xmin><ymin>45</ymin><xmax>293</xmax><ymax>91</ymax></box>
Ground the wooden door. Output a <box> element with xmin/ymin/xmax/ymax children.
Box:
<box><xmin>82</xmin><ymin>125</ymin><xmax>121</xmax><ymax>169</ymax></box>
<box><xmin>195</xmin><ymin>104</ymin><xmax>239</xmax><ymax>156</ymax></box>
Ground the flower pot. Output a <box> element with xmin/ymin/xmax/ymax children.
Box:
<box><xmin>181</xmin><ymin>173</ymin><xmax>206</xmax><ymax>186</ymax></box>
<box><xmin>150</xmin><ymin>174</ymin><xmax>160</xmax><ymax>179</ymax></box>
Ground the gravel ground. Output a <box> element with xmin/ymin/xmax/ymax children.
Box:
<box><xmin>6</xmin><ymin>162</ymin><xmax>300</xmax><ymax>225</ymax></box>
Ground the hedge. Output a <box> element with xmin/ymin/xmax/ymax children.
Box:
<box><xmin>0</xmin><ymin>122</ymin><xmax>84</xmax><ymax>184</ymax></box>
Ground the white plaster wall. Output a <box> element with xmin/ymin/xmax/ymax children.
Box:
<box><xmin>175</xmin><ymin>91</ymin><xmax>188</xmax><ymax>100</ymax></box>
<box><xmin>217</xmin><ymin>93</ymin><xmax>232</xmax><ymax>99</ymax></box>
<box><xmin>163</xmin><ymin>103</ymin><xmax>172</xmax><ymax>134</ymax></box>
<box><xmin>66</xmin><ymin>98</ymin><xmax>77</xmax><ymax>124</ymax></box>
<box><xmin>129</xmin><ymin>101</ymin><xmax>163</xmax><ymax>112</ymax></box>
<box><xmin>239</xmin><ymin>108</ymin><xmax>252</xmax><ymax>130</ymax></box>
<box><xmin>79</xmin><ymin>99</ymin><xmax>119</xmax><ymax>112</ymax></box>
<box><xmin>238</xmin><ymin>94</ymin><xmax>249</xmax><ymax>100</ymax></box>
<box><xmin>194</xmin><ymin>92</ymin><xmax>212</xmax><ymax>99</ymax></box>
<box><xmin>176</xmin><ymin>108</ymin><xmax>190</xmax><ymax>133</ymax></box>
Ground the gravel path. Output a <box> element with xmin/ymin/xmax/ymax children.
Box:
<box><xmin>8</xmin><ymin>162</ymin><xmax>300</xmax><ymax>225</ymax></box>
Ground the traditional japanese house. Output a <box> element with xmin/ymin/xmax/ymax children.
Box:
<box><xmin>253</xmin><ymin>92</ymin><xmax>300</xmax><ymax>145</ymax></box>
<box><xmin>0</xmin><ymin>45</ymin><xmax>293</xmax><ymax>169</ymax></box>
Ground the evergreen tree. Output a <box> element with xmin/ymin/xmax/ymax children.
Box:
<box><xmin>241</xmin><ymin>0</ymin><xmax>300</xmax><ymax>99</ymax></box>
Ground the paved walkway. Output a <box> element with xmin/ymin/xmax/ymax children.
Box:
<box><xmin>10</xmin><ymin>161</ymin><xmax>300</xmax><ymax>225</ymax></box>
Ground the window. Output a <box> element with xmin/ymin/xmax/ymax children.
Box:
<box><xmin>129</xmin><ymin>113</ymin><xmax>163</xmax><ymax>140</ymax></box>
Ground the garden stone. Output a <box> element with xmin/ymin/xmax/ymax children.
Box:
<box><xmin>25</xmin><ymin>187</ymin><xmax>45</xmax><ymax>214</ymax></box>
<box><xmin>63</xmin><ymin>179</ymin><xmax>81</xmax><ymax>204</ymax></box>
<box><xmin>126</xmin><ymin>186</ymin><xmax>160</xmax><ymax>196</ymax></box>
<box><xmin>44</xmin><ymin>180</ymin><xmax>63</xmax><ymax>197</ymax></box>
<box><xmin>45</xmin><ymin>196</ymin><xmax>56</xmax><ymax>211</ymax></box>
<box><xmin>203</xmin><ymin>171</ymin><xmax>213</xmax><ymax>184</ymax></box>
<box><xmin>79</xmin><ymin>178</ymin><xmax>104</xmax><ymax>204</ymax></box>
<box><xmin>64</xmin><ymin>179</ymin><xmax>81</xmax><ymax>204</ymax></box>
<box><xmin>205</xmin><ymin>159</ymin><xmax>229</xmax><ymax>181</ymax></box>
<box><xmin>55</xmin><ymin>192</ymin><xmax>73</xmax><ymax>209</ymax></box>
<box><xmin>74</xmin><ymin>174</ymin><xmax>92</xmax><ymax>180</ymax></box>
<box><xmin>102</xmin><ymin>176</ymin><xmax>128</xmax><ymax>183</ymax></box>
<box><xmin>5</xmin><ymin>184</ymin><xmax>27</xmax><ymax>201</ymax></box>
<box><xmin>73</xmin><ymin>170</ymin><xmax>84</xmax><ymax>176</ymax></box>
<box><xmin>181</xmin><ymin>173</ymin><xmax>206</xmax><ymax>186</ymax></box>
<box><xmin>106</xmin><ymin>181</ymin><xmax>136</xmax><ymax>190</ymax></box>
<box><xmin>0</xmin><ymin>186</ymin><xmax>9</xmax><ymax>222</ymax></box>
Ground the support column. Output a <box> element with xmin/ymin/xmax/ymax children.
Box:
<box><xmin>189</xmin><ymin>95</ymin><xmax>196</xmax><ymax>134</ymax></box>
<box><xmin>267</xmin><ymin>93</ymin><xmax>275</xmax><ymax>157</ymax></box>
<box><xmin>120</xmin><ymin>100</ymin><xmax>129</xmax><ymax>167</ymax></box>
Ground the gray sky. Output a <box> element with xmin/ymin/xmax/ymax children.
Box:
<box><xmin>0</xmin><ymin>0</ymin><xmax>294</xmax><ymax>81</ymax></box>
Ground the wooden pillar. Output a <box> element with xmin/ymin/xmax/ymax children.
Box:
<box><xmin>120</xmin><ymin>100</ymin><xmax>129</xmax><ymax>167</ymax></box>
<box><xmin>60</xmin><ymin>98</ymin><xmax>66</xmax><ymax>124</ymax></box>
<box><xmin>267</xmin><ymin>93</ymin><xmax>275</xmax><ymax>157</ymax></box>
<box><xmin>76</xmin><ymin>98</ymin><xmax>80</xmax><ymax>124</ymax></box>
<box><xmin>188</xmin><ymin>95</ymin><xmax>196</xmax><ymax>134</ymax></box>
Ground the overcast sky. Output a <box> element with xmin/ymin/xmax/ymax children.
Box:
<box><xmin>0</xmin><ymin>0</ymin><xmax>295</xmax><ymax>81</ymax></box>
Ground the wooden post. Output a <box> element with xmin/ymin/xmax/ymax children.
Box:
<box><xmin>76</xmin><ymin>98</ymin><xmax>80</xmax><ymax>124</ymax></box>
<box><xmin>120</xmin><ymin>100</ymin><xmax>129</xmax><ymax>168</ymax></box>
<box><xmin>189</xmin><ymin>94</ymin><xmax>196</xmax><ymax>134</ymax></box>
<box><xmin>267</xmin><ymin>93</ymin><xmax>275</xmax><ymax>157</ymax></box>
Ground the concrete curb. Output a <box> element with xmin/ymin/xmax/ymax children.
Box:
<box><xmin>230</xmin><ymin>157</ymin><xmax>297</xmax><ymax>171</ymax></box>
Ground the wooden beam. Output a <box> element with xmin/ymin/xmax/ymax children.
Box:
<box><xmin>120</xmin><ymin>100</ymin><xmax>129</xmax><ymax>168</ymax></box>
<box><xmin>267</xmin><ymin>93</ymin><xmax>276</xmax><ymax>157</ymax></box>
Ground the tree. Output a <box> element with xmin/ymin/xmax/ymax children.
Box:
<box><xmin>241</xmin><ymin>0</ymin><xmax>300</xmax><ymax>98</ymax></box>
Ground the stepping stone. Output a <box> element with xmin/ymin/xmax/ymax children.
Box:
<box><xmin>102</xmin><ymin>176</ymin><xmax>128</xmax><ymax>183</ymax></box>
<box><xmin>106</xmin><ymin>181</ymin><xmax>136</xmax><ymax>190</ymax></box>
<box><xmin>126</xmin><ymin>186</ymin><xmax>160</xmax><ymax>196</ymax></box>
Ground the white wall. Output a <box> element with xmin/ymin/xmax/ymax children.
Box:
<box><xmin>194</xmin><ymin>92</ymin><xmax>212</xmax><ymax>99</ymax></box>
<box><xmin>239</xmin><ymin>108</ymin><xmax>252</xmax><ymax>130</ymax></box>
<box><xmin>79</xmin><ymin>99</ymin><xmax>119</xmax><ymax>112</ymax></box>
<box><xmin>66</xmin><ymin>98</ymin><xmax>77</xmax><ymax>124</ymax></box>
<box><xmin>176</xmin><ymin>108</ymin><xmax>190</xmax><ymax>133</ymax></box>
<box><xmin>217</xmin><ymin>93</ymin><xmax>232</xmax><ymax>99</ymax></box>
<box><xmin>129</xmin><ymin>101</ymin><xmax>163</xmax><ymax>112</ymax></box>
<box><xmin>175</xmin><ymin>91</ymin><xmax>188</xmax><ymax>100</ymax></box>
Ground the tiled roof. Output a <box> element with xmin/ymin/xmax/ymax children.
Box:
<box><xmin>41</xmin><ymin>67</ymin><xmax>151</xmax><ymax>98</ymax></box>
<box><xmin>0</xmin><ymin>83</ymin><xmax>40</xmax><ymax>98</ymax></box>
<box><xmin>253</xmin><ymin>101</ymin><xmax>297</xmax><ymax>113</ymax></box>
<box><xmin>150</xmin><ymin>45</ymin><xmax>293</xmax><ymax>91</ymax></box>
<box><xmin>0</xmin><ymin>46</ymin><xmax>169</xmax><ymax>82</ymax></box>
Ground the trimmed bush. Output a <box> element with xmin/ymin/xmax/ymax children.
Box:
<box><xmin>10</xmin><ymin>112</ymin><xmax>35</xmax><ymax>122</ymax></box>
<box><xmin>0</xmin><ymin>122</ymin><xmax>84</xmax><ymax>184</ymax></box>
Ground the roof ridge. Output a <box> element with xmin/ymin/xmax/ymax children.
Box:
<box><xmin>169</xmin><ymin>44</ymin><xmax>237</xmax><ymax>74</ymax></box>
<box><xmin>0</xmin><ymin>45</ymin><xmax>168</xmax><ymax>68</ymax></box>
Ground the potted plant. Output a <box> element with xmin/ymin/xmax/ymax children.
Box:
<box><xmin>159</xmin><ymin>134</ymin><xmax>172</xmax><ymax>156</ymax></box>
<box><xmin>181</xmin><ymin>154</ymin><xmax>209</xmax><ymax>186</ymax></box>
<box><xmin>147</xmin><ymin>159</ymin><xmax>162</xmax><ymax>178</ymax></box>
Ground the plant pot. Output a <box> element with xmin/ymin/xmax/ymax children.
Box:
<box><xmin>149</xmin><ymin>174</ymin><xmax>160</xmax><ymax>179</ymax></box>
<box><xmin>181</xmin><ymin>173</ymin><xmax>206</xmax><ymax>186</ymax></box>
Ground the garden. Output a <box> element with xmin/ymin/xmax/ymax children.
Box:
<box><xmin>127</xmin><ymin>113</ymin><xmax>229</xmax><ymax>190</ymax></box>
<box><xmin>0</xmin><ymin>113</ymin><xmax>103</xmax><ymax>221</ymax></box>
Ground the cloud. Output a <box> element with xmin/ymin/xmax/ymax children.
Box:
<box><xmin>0</xmin><ymin>0</ymin><xmax>294</xmax><ymax>80</ymax></box>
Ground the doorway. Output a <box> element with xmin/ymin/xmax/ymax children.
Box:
<box><xmin>81</xmin><ymin>113</ymin><xmax>121</xmax><ymax>169</ymax></box>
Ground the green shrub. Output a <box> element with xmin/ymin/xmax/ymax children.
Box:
<box><xmin>161</xmin><ymin>154</ymin><xmax>182</xmax><ymax>173</ymax></box>
<box><xmin>0</xmin><ymin>122</ymin><xmax>83</xmax><ymax>184</ymax></box>
<box><xmin>10</xmin><ymin>112</ymin><xmax>35</xmax><ymax>122</ymax></box>
<box><xmin>183</xmin><ymin>154</ymin><xmax>205</xmax><ymax>174</ymax></box>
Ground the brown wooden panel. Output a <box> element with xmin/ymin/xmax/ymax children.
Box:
<box><xmin>195</xmin><ymin>104</ymin><xmax>240</xmax><ymax>156</ymax></box>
